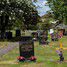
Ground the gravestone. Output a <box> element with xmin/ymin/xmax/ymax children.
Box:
<box><xmin>5</xmin><ymin>31</ymin><xmax>12</xmax><ymax>39</ymax></box>
<box><xmin>16</xmin><ymin>29</ymin><xmax>21</xmax><ymax>37</ymax></box>
<box><xmin>39</xmin><ymin>31</ymin><xmax>48</xmax><ymax>45</ymax></box>
<box><xmin>0</xmin><ymin>33</ymin><xmax>4</xmax><ymax>39</ymax></box>
<box><xmin>19</xmin><ymin>36</ymin><xmax>34</xmax><ymax>60</ymax></box>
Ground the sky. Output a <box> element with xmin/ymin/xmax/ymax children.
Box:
<box><xmin>32</xmin><ymin>0</ymin><xmax>50</xmax><ymax>17</ymax></box>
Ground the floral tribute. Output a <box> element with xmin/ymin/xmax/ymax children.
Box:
<box><xmin>17</xmin><ymin>56</ymin><xmax>36</xmax><ymax>61</ymax></box>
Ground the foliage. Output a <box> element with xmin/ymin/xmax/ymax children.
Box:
<box><xmin>41</xmin><ymin>23</ymin><xmax>51</xmax><ymax>30</ymax></box>
<box><xmin>47</xmin><ymin>0</ymin><xmax>67</xmax><ymax>24</ymax></box>
<box><xmin>0</xmin><ymin>0</ymin><xmax>39</xmax><ymax>38</ymax></box>
<box><xmin>37</xmin><ymin>13</ymin><xmax>53</xmax><ymax>30</ymax></box>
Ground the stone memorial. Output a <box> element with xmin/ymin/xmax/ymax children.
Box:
<box><xmin>16</xmin><ymin>29</ymin><xmax>21</xmax><ymax>37</ymax></box>
<box><xmin>18</xmin><ymin>36</ymin><xmax>36</xmax><ymax>61</ymax></box>
<box><xmin>39</xmin><ymin>31</ymin><xmax>48</xmax><ymax>45</ymax></box>
<box><xmin>5</xmin><ymin>31</ymin><xmax>12</xmax><ymax>39</ymax></box>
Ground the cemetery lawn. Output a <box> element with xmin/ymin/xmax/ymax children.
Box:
<box><xmin>0</xmin><ymin>36</ymin><xmax>67</xmax><ymax>67</ymax></box>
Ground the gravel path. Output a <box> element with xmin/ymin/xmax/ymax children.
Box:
<box><xmin>0</xmin><ymin>42</ymin><xmax>19</xmax><ymax>57</ymax></box>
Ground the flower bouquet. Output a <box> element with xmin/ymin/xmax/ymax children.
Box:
<box><xmin>17</xmin><ymin>56</ymin><xmax>25</xmax><ymax>62</ymax></box>
<box><xmin>28</xmin><ymin>56</ymin><xmax>36</xmax><ymax>61</ymax></box>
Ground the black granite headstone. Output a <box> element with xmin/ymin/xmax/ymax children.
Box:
<box><xmin>19</xmin><ymin>36</ymin><xmax>34</xmax><ymax>59</ymax></box>
<box><xmin>1</xmin><ymin>33</ymin><xmax>4</xmax><ymax>39</ymax></box>
<box><xmin>16</xmin><ymin>29</ymin><xmax>21</xmax><ymax>37</ymax></box>
<box><xmin>5</xmin><ymin>31</ymin><xmax>12</xmax><ymax>39</ymax></box>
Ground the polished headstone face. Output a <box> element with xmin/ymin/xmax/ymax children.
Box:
<box><xmin>19</xmin><ymin>36</ymin><xmax>34</xmax><ymax>58</ymax></box>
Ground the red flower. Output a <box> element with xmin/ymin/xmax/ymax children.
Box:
<box><xmin>29</xmin><ymin>56</ymin><xmax>36</xmax><ymax>61</ymax></box>
<box><xmin>17</xmin><ymin>56</ymin><xmax>25</xmax><ymax>61</ymax></box>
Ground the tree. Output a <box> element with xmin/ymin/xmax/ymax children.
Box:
<box><xmin>47</xmin><ymin>0</ymin><xmax>67</xmax><ymax>25</ymax></box>
<box><xmin>0</xmin><ymin>0</ymin><xmax>39</xmax><ymax>38</ymax></box>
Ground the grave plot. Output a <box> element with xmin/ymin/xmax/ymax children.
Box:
<box><xmin>18</xmin><ymin>36</ymin><xmax>36</xmax><ymax>62</ymax></box>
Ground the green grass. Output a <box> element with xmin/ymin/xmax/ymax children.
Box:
<box><xmin>0</xmin><ymin>36</ymin><xmax>67</xmax><ymax>67</ymax></box>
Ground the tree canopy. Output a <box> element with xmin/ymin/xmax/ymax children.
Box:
<box><xmin>0</xmin><ymin>0</ymin><xmax>39</xmax><ymax>29</ymax></box>
<box><xmin>47</xmin><ymin>0</ymin><xmax>67</xmax><ymax>24</ymax></box>
<box><xmin>0</xmin><ymin>0</ymin><xmax>39</xmax><ymax>38</ymax></box>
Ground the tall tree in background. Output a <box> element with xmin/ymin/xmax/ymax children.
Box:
<box><xmin>47</xmin><ymin>0</ymin><xmax>67</xmax><ymax>24</ymax></box>
<box><xmin>0</xmin><ymin>0</ymin><xmax>39</xmax><ymax>38</ymax></box>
